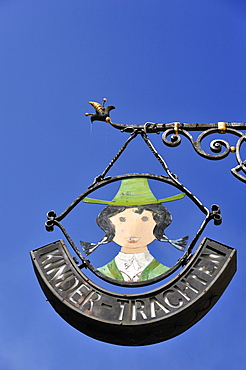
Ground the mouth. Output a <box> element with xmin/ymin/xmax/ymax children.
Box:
<box><xmin>126</xmin><ymin>237</ymin><xmax>140</xmax><ymax>244</ymax></box>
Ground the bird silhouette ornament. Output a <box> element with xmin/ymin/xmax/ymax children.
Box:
<box><xmin>85</xmin><ymin>98</ymin><xmax>115</xmax><ymax>122</ymax></box>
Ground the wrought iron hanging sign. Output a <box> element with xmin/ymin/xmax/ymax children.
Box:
<box><xmin>30</xmin><ymin>99</ymin><xmax>243</xmax><ymax>346</ymax></box>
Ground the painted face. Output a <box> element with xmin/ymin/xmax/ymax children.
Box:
<box><xmin>109</xmin><ymin>208</ymin><xmax>156</xmax><ymax>253</ymax></box>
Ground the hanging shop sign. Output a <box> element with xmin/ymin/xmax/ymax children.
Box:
<box><xmin>31</xmin><ymin>100</ymin><xmax>239</xmax><ymax>346</ymax></box>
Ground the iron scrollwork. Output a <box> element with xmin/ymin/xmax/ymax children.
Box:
<box><xmin>45</xmin><ymin>125</ymin><xmax>223</xmax><ymax>286</ymax></box>
<box><xmin>162</xmin><ymin>123</ymin><xmax>246</xmax><ymax>183</ymax></box>
<box><xmin>44</xmin><ymin>100</ymin><xmax>244</xmax><ymax>284</ymax></box>
<box><xmin>29</xmin><ymin>99</ymin><xmax>239</xmax><ymax>344</ymax></box>
<box><xmin>87</xmin><ymin>99</ymin><xmax>246</xmax><ymax>183</ymax></box>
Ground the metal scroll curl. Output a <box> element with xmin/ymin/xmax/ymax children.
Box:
<box><xmin>162</xmin><ymin>126</ymin><xmax>246</xmax><ymax>182</ymax></box>
<box><xmin>94</xmin><ymin>100</ymin><xmax>246</xmax><ymax>183</ymax></box>
<box><xmin>85</xmin><ymin>99</ymin><xmax>246</xmax><ymax>181</ymax></box>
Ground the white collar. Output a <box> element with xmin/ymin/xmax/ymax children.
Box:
<box><xmin>115</xmin><ymin>251</ymin><xmax>154</xmax><ymax>282</ymax></box>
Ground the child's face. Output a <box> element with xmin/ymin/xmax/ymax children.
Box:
<box><xmin>109</xmin><ymin>207</ymin><xmax>156</xmax><ymax>253</ymax></box>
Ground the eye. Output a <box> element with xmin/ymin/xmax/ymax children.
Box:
<box><xmin>141</xmin><ymin>216</ymin><xmax>149</xmax><ymax>222</ymax></box>
<box><xmin>119</xmin><ymin>217</ymin><xmax>126</xmax><ymax>222</ymax></box>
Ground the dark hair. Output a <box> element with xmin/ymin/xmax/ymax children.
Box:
<box><xmin>81</xmin><ymin>204</ymin><xmax>188</xmax><ymax>255</ymax></box>
<box><xmin>96</xmin><ymin>204</ymin><xmax>172</xmax><ymax>244</ymax></box>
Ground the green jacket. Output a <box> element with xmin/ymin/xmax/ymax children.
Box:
<box><xmin>98</xmin><ymin>258</ymin><xmax>169</xmax><ymax>282</ymax></box>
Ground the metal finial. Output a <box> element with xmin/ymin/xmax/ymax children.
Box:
<box><xmin>85</xmin><ymin>98</ymin><xmax>115</xmax><ymax>122</ymax></box>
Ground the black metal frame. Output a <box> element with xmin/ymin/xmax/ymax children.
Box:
<box><xmin>45</xmin><ymin>102</ymin><xmax>245</xmax><ymax>286</ymax></box>
<box><xmin>106</xmin><ymin>119</ymin><xmax>246</xmax><ymax>183</ymax></box>
<box><xmin>46</xmin><ymin>131</ymin><xmax>222</xmax><ymax>287</ymax></box>
<box><xmin>31</xmin><ymin>101</ymin><xmax>240</xmax><ymax>343</ymax></box>
<box><xmin>86</xmin><ymin>99</ymin><xmax>246</xmax><ymax>180</ymax></box>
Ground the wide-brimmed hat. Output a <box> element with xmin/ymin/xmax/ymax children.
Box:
<box><xmin>83</xmin><ymin>178</ymin><xmax>185</xmax><ymax>206</ymax></box>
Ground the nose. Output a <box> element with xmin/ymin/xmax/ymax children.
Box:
<box><xmin>125</xmin><ymin>216</ymin><xmax>141</xmax><ymax>235</ymax></box>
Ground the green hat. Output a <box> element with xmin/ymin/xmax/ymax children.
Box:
<box><xmin>83</xmin><ymin>178</ymin><xmax>185</xmax><ymax>206</ymax></box>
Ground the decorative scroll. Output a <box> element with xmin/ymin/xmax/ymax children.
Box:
<box><xmin>86</xmin><ymin>100</ymin><xmax>246</xmax><ymax>182</ymax></box>
<box><xmin>45</xmin><ymin>136</ymin><xmax>223</xmax><ymax>286</ymax></box>
<box><xmin>120</xmin><ymin>122</ymin><xmax>246</xmax><ymax>183</ymax></box>
<box><xmin>161</xmin><ymin>124</ymin><xmax>246</xmax><ymax>183</ymax></box>
<box><xmin>29</xmin><ymin>100</ymin><xmax>239</xmax><ymax>345</ymax></box>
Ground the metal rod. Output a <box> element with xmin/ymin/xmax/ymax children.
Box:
<box><xmin>108</xmin><ymin>120</ymin><xmax>246</xmax><ymax>133</ymax></box>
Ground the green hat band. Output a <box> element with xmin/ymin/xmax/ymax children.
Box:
<box><xmin>83</xmin><ymin>178</ymin><xmax>185</xmax><ymax>206</ymax></box>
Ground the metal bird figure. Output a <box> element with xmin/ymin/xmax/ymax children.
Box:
<box><xmin>85</xmin><ymin>98</ymin><xmax>115</xmax><ymax>122</ymax></box>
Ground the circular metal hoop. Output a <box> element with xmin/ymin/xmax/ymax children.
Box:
<box><xmin>47</xmin><ymin>173</ymin><xmax>214</xmax><ymax>288</ymax></box>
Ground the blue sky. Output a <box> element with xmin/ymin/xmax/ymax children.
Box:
<box><xmin>1</xmin><ymin>1</ymin><xmax>246</xmax><ymax>369</ymax></box>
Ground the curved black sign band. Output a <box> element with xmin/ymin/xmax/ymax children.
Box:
<box><xmin>31</xmin><ymin>237</ymin><xmax>236</xmax><ymax>346</ymax></box>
